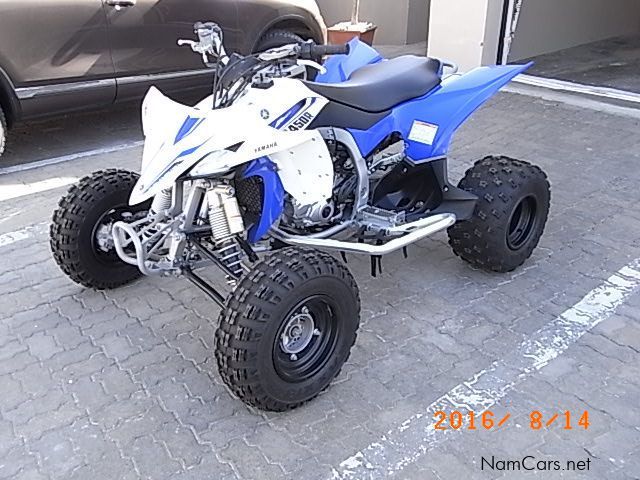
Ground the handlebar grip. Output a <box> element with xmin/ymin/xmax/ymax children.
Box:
<box><xmin>310</xmin><ymin>44</ymin><xmax>350</xmax><ymax>57</ymax></box>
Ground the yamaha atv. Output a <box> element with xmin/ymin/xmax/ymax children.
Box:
<box><xmin>50</xmin><ymin>23</ymin><xmax>550</xmax><ymax>411</ymax></box>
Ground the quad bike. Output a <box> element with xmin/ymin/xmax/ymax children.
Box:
<box><xmin>50</xmin><ymin>22</ymin><xmax>550</xmax><ymax>411</ymax></box>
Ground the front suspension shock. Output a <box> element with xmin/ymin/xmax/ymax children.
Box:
<box><xmin>206</xmin><ymin>185</ymin><xmax>245</xmax><ymax>278</ymax></box>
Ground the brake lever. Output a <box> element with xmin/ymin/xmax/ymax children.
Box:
<box><xmin>177</xmin><ymin>39</ymin><xmax>197</xmax><ymax>48</ymax></box>
<box><xmin>178</xmin><ymin>39</ymin><xmax>210</xmax><ymax>64</ymax></box>
<box><xmin>258</xmin><ymin>44</ymin><xmax>299</xmax><ymax>62</ymax></box>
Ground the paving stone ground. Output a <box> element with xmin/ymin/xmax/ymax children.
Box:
<box><xmin>1</xmin><ymin>90</ymin><xmax>639</xmax><ymax>480</ymax></box>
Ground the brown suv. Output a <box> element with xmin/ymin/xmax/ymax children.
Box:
<box><xmin>0</xmin><ymin>0</ymin><xmax>326</xmax><ymax>157</ymax></box>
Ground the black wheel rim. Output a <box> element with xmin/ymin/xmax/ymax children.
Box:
<box><xmin>273</xmin><ymin>295</ymin><xmax>340</xmax><ymax>383</ymax></box>
<box><xmin>90</xmin><ymin>204</ymin><xmax>144</xmax><ymax>265</ymax></box>
<box><xmin>507</xmin><ymin>195</ymin><xmax>538</xmax><ymax>250</ymax></box>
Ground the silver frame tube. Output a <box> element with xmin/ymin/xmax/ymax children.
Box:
<box><xmin>271</xmin><ymin>213</ymin><xmax>456</xmax><ymax>255</ymax></box>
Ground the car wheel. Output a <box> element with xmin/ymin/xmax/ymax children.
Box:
<box><xmin>255</xmin><ymin>29</ymin><xmax>305</xmax><ymax>52</ymax></box>
<box><xmin>256</xmin><ymin>30</ymin><xmax>317</xmax><ymax>80</ymax></box>
<box><xmin>0</xmin><ymin>105</ymin><xmax>7</xmax><ymax>157</ymax></box>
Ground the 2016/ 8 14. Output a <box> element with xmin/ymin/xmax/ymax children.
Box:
<box><xmin>433</xmin><ymin>410</ymin><xmax>591</xmax><ymax>431</ymax></box>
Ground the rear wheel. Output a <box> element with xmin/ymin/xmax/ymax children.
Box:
<box><xmin>216</xmin><ymin>247</ymin><xmax>360</xmax><ymax>411</ymax></box>
<box><xmin>448</xmin><ymin>156</ymin><xmax>550</xmax><ymax>273</ymax></box>
<box><xmin>50</xmin><ymin>169</ymin><xmax>150</xmax><ymax>290</ymax></box>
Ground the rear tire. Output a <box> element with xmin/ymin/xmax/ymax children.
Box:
<box><xmin>448</xmin><ymin>156</ymin><xmax>550</xmax><ymax>273</ymax></box>
<box><xmin>50</xmin><ymin>169</ymin><xmax>150</xmax><ymax>290</ymax></box>
<box><xmin>0</xmin><ymin>105</ymin><xmax>7</xmax><ymax>157</ymax></box>
<box><xmin>215</xmin><ymin>247</ymin><xmax>360</xmax><ymax>411</ymax></box>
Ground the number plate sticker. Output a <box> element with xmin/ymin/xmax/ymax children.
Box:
<box><xmin>408</xmin><ymin>120</ymin><xmax>439</xmax><ymax>145</ymax></box>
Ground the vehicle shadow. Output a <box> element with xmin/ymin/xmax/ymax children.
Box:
<box><xmin>1</xmin><ymin>104</ymin><xmax>143</xmax><ymax>169</ymax></box>
<box><xmin>1</xmin><ymin>87</ymin><xmax>204</xmax><ymax>169</ymax></box>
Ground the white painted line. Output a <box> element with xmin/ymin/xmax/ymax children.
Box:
<box><xmin>0</xmin><ymin>140</ymin><xmax>143</xmax><ymax>176</ymax></box>
<box><xmin>504</xmin><ymin>83</ymin><xmax>640</xmax><ymax>120</ymax></box>
<box><xmin>331</xmin><ymin>258</ymin><xmax>640</xmax><ymax>479</ymax></box>
<box><xmin>0</xmin><ymin>222</ymin><xmax>48</xmax><ymax>248</ymax></box>
<box><xmin>0</xmin><ymin>177</ymin><xmax>78</xmax><ymax>202</ymax></box>
<box><xmin>514</xmin><ymin>74</ymin><xmax>640</xmax><ymax>104</ymax></box>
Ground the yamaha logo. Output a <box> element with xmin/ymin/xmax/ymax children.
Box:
<box><xmin>255</xmin><ymin>142</ymin><xmax>278</xmax><ymax>154</ymax></box>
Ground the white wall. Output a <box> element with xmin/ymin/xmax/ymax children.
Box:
<box><xmin>428</xmin><ymin>0</ymin><xmax>504</xmax><ymax>70</ymax></box>
<box><xmin>509</xmin><ymin>0</ymin><xmax>640</xmax><ymax>60</ymax></box>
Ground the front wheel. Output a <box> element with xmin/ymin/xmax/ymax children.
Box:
<box><xmin>50</xmin><ymin>169</ymin><xmax>150</xmax><ymax>290</ymax></box>
<box><xmin>215</xmin><ymin>247</ymin><xmax>360</xmax><ymax>411</ymax></box>
<box><xmin>448</xmin><ymin>156</ymin><xmax>550</xmax><ymax>273</ymax></box>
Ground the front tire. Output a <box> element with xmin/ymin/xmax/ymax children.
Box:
<box><xmin>448</xmin><ymin>156</ymin><xmax>550</xmax><ymax>273</ymax></box>
<box><xmin>216</xmin><ymin>248</ymin><xmax>360</xmax><ymax>411</ymax></box>
<box><xmin>50</xmin><ymin>169</ymin><xmax>150</xmax><ymax>290</ymax></box>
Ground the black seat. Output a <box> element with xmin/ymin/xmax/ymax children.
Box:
<box><xmin>305</xmin><ymin>56</ymin><xmax>442</xmax><ymax>113</ymax></box>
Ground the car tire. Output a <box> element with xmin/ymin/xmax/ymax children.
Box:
<box><xmin>256</xmin><ymin>29</ymin><xmax>317</xmax><ymax>80</ymax></box>
<box><xmin>0</xmin><ymin>105</ymin><xmax>7</xmax><ymax>157</ymax></box>
<box><xmin>50</xmin><ymin>169</ymin><xmax>151</xmax><ymax>290</ymax></box>
<box><xmin>255</xmin><ymin>29</ymin><xmax>305</xmax><ymax>52</ymax></box>
<box><xmin>448</xmin><ymin>156</ymin><xmax>550</xmax><ymax>273</ymax></box>
<box><xmin>216</xmin><ymin>247</ymin><xmax>361</xmax><ymax>412</ymax></box>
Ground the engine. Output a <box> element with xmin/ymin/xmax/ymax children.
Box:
<box><xmin>284</xmin><ymin>199</ymin><xmax>335</xmax><ymax>228</ymax></box>
<box><xmin>235</xmin><ymin>137</ymin><xmax>408</xmax><ymax>234</ymax></box>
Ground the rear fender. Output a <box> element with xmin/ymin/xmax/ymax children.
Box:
<box><xmin>401</xmin><ymin>63</ymin><xmax>533</xmax><ymax>160</ymax></box>
<box><xmin>348</xmin><ymin>63</ymin><xmax>533</xmax><ymax>159</ymax></box>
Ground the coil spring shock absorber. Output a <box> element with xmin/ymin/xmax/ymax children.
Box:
<box><xmin>151</xmin><ymin>189</ymin><xmax>173</xmax><ymax>215</ymax></box>
<box><xmin>207</xmin><ymin>185</ymin><xmax>245</xmax><ymax>278</ymax></box>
